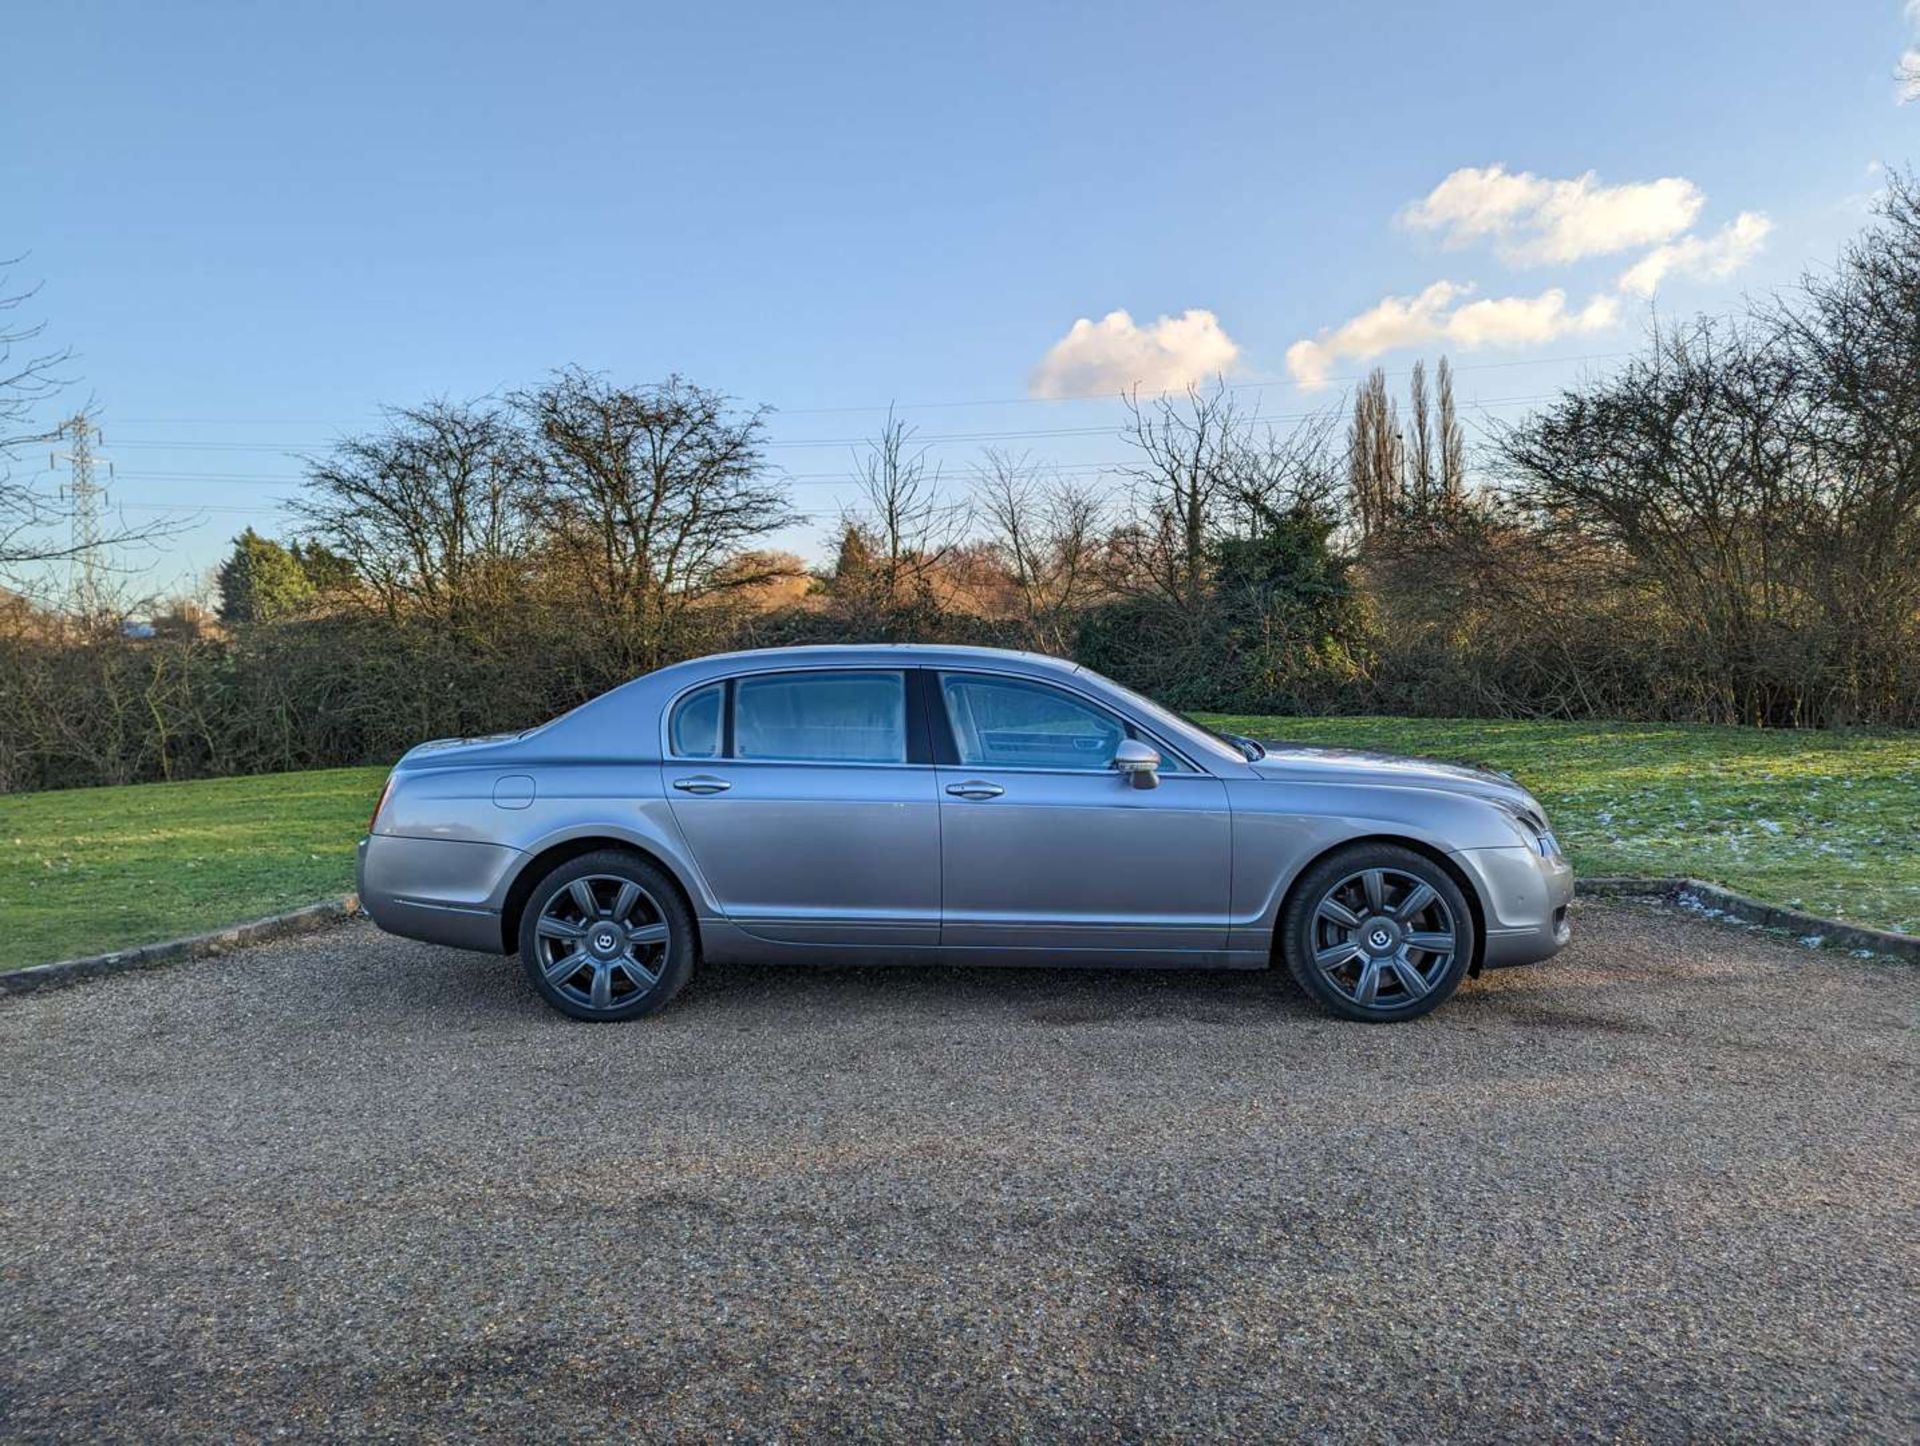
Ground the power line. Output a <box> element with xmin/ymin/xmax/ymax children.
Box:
<box><xmin>119</xmin><ymin>501</ymin><xmax>274</xmax><ymax>516</ymax></box>
<box><xmin>95</xmin><ymin>395</ymin><xmax>1548</xmax><ymax>498</ymax></box>
<box><xmin>764</xmin><ymin>351</ymin><xmax>1627</xmax><ymax>416</ymax></box>
<box><xmin>106</xmin><ymin>348</ymin><xmax>1629</xmax><ymax>430</ymax></box>
<box><xmin>107</xmin><ymin>463</ymin><xmax>1128</xmax><ymax>488</ymax></box>
<box><xmin>97</xmin><ymin>392</ymin><xmax>1562</xmax><ymax>473</ymax></box>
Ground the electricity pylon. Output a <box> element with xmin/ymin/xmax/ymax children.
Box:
<box><xmin>51</xmin><ymin>412</ymin><xmax>108</xmax><ymax>623</ymax></box>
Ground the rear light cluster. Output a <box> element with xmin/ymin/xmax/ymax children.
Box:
<box><xmin>368</xmin><ymin>774</ymin><xmax>395</xmax><ymax>835</ymax></box>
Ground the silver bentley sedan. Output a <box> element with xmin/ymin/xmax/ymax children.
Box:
<box><xmin>357</xmin><ymin>644</ymin><xmax>1572</xmax><ymax>1023</ymax></box>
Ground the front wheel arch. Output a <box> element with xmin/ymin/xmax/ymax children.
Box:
<box><xmin>1272</xmin><ymin>834</ymin><xmax>1488</xmax><ymax>977</ymax></box>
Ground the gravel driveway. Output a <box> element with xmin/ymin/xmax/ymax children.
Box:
<box><xmin>2</xmin><ymin>900</ymin><xmax>1914</xmax><ymax>1442</ymax></box>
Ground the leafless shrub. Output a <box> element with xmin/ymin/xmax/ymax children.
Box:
<box><xmin>973</xmin><ymin>449</ymin><xmax>1103</xmax><ymax>654</ymax></box>
<box><xmin>514</xmin><ymin>370</ymin><xmax>797</xmax><ymax>671</ymax></box>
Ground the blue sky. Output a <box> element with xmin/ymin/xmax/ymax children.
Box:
<box><xmin>5</xmin><ymin>0</ymin><xmax>1915</xmax><ymax>597</ymax></box>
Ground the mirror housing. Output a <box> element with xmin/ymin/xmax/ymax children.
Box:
<box><xmin>1112</xmin><ymin>738</ymin><xmax>1161</xmax><ymax>789</ymax></box>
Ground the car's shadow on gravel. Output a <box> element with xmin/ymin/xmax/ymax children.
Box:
<box><xmin>429</xmin><ymin>942</ymin><xmax>1327</xmax><ymax>1027</ymax></box>
<box><xmin>373</xmin><ymin>923</ymin><xmax>1643</xmax><ymax>1037</ymax></box>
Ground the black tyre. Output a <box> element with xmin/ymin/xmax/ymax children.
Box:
<box><xmin>1279</xmin><ymin>843</ymin><xmax>1475</xmax><ymax>1023</ymax></box>
<box><xmin>517</xmin><ymin>850</ymin><xmax>695</xmax><ymax>1021</ymax></box>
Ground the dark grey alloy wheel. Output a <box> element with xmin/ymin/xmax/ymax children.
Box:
<box><xmin>518</xmin><ymin>850</ymin><xmax>694</xmax><ymax>1020</ymax></box>
<box><xmin>1280</xmin><ymin>844</ymin><xmax>1474</xmax><ymax>1022</ymax></box>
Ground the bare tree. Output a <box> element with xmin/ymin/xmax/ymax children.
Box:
<box><xmin>835</xmin><ymin>407</ymin><xmax>969</xmax><ymax>635</ymax></box>
<box><xmin>1766</xmin><ymin>167</ymin><xmax>1920</xmax><ymax>719</ymax></box>
<box><xmin>291</xmin><ymin>398</ymin><xmax>530</xmax><ymax>622</ymax></box>
<box><xmin>1348</xmin><ymin>367</ymin><xmax>1403</xmax><ymax>537</ymax></box>
<box><xmin>1407</xmin><ymin>359</ymin><xmax>1435</xmax><ymax>509</ymax></box>
<box><xmin>0</xmin><ymin>264</ymin><xmax>180</xmax><ymax>591</ymax></box>
<box><xmin>973</xmin><ymin>449</ymin><xmax>1103</xmax><ymax>653</ymax></box>
<box><xmin>1437</xmin><ymin>356</ymin><xmax>1467</xmax><ymax>503</ymax></box>
<box><xmin>1496</xmin><ymin>316</ymin><xmax>1826</xmax><ymax>725</ymax></box>
<box><xmin>517</xmin><ymin>370</ymin><xmax>796</xmax><ymax>669</ymax></box>
<box><xmin>0</xmin><ymin>259</ymin><xmax>66</xmax><ymax>458</ymax></box>
<box><xmin>1114</xmin><ymin>383</ymin><xmax>1254</xmax><ymax>606</ymax></box>
<box><xmin>1232</xmin><ymin>410</ymin><xmax>1347</xmax><ymax>528</ymax></box>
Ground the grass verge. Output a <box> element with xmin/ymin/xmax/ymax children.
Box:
<box><xmin>0</xmin><ymin>766</ymin><xmax>387</xmax><ymax>971</ymax></box>
<box><xmin>1203</xmin><ymin>715</ymin><xmax>1920</xmax><ymax>937</ymax></box>
<box><xmin>2</xmin><ymin>717</ymin><xmax>1915</xmax><ymax>971</ymax></box>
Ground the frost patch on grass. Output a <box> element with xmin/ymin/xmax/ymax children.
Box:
<box><xmin>1202</xmin><ymin>713</ymin><xmax>1920</xmax><ymax>936</ymax></box>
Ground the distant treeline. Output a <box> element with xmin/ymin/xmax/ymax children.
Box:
<box><xmin>4</xmin><ymin>180</ymin><xmax>1919</xmax><ymax>793</ymax></box>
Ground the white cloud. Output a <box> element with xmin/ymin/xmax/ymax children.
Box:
<box><xmin>1618</xmin><ymin>211</ymin><xmax>1774</xmax><ymax>296</ymax></box>
<box><xmin>1404</xmin><ymin>164</ymin><xmax>1704</xmax><ymax>265</ymax></box>
<box><xmin>1284</xmin><ymin>281</ymin><xmax>1618</xmax><ymax>388</ymax></box>
<box><xmin>1028</xmin><ymin>308</ymin><xmax>1240</xmax><ymax>399</ymax></box>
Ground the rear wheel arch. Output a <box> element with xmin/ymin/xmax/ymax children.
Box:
<box><xmin>1273</xmin><ymin>833</ymin><xmax>1488</xmax><ymax>976</ymax></box>
<box><xmin>500</xmin><ymin>836</ymin><xmax>701</xmax><ymax>956</ymax></box>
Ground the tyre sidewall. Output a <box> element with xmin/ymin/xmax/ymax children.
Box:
<box><xmin>517</xmin><ymin>851</ymin><xmax>696</xmax><ymax>1021</ymax></box>
<box><xmin>1282</xmin><ymin>845</ymin><xmax>1475</xmax><ymax>1023</ymax></box>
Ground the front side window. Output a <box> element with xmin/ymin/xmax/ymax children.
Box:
<box><xmin>668</xmin><ymin>682</ymin><xmax>723</xmax><ymax>758</ymax></box>
<box><xmin>733</xmin><ymin>671</ymin><xmax>907</xmax><ymax>764</ymax></box>
<box><xmin>941</xmin><ymin>674</ymin><xmax>1127</xmax><ymax>771</ymax></box>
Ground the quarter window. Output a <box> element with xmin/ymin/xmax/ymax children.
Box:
<box><xmin>733</xmin><ymin>671</ymin><xmax>907</xmax><ymax>764</ymax></box>
<box><xmin>940</xmin><ymin>674</ymin><xmax>1127</xmax><ymax>771</ymax></box>
<box><xmin>668</xmin><ymin>683</ymin><xmax>723</xmax><ymax>758</ymax></box>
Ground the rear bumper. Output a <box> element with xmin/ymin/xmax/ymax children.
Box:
<box><xmin>1454</xmin><ymin>845</ymin><xmax>1574</xmax><ymax>969</ymax></box>
<box><xmin>356</xmin><ymin>834</ymin><xmax>519</xmax><ymax>953</ymax></box>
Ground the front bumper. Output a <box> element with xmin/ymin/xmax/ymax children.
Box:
<box><xmin>1453</xmin><ymin>845</ymin><xmax>1574</xmax><ymax>970</ymax></box>
<box><xmin>356</xmin><ymin>834</ymin><xmax>519</xmax><ymax>953</ymax></box>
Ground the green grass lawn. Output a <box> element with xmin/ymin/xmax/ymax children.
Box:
<box><xmin>2</xmin><ymin>717</ymin><xmax>1916</xmax><ymax>971</ymax></box>
<box><xmin>1204</xmin><ymin>715</ymin><xmax>1920</xmax><ymax>937</ymax></box>
<box><xmin>0</xmin><ymin>766</ymin><xmax>387</xmax><ymax>971</ymax></box>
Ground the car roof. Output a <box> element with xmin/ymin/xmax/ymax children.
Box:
<box><xmin>650</xmin><ymin>643</ymin><xmax>1083</xmax><ymax>679</ymax></box>
<box><xmin>531</xmin><ymin>644</ymin><xmax>1089</xmax><ymax>747</ymax></box>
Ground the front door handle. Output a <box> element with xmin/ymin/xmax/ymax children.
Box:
<box><xmin>672</xmin><ymin>775</ymin><xmax>732</xmax><ymax>795</ymax></box>
<box><xmin>945</xmin><ymin>781</ymin><xmax>1005</xmax><ymax>800</ymax></box>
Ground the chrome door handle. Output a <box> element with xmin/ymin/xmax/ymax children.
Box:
<box><xmin>672</xmin><ymin>775</ymin><xmax>731</xmax><ymax>795</ymax></box>
<box><xmin>945</xmin><ymin>781</ymin><xmax>1005</xmax><ymax>800</ymax></box>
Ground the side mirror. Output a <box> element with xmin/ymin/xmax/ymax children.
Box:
<box><xmin>1112</xmin><ymin>738</ymin><xmax>1161</xmax><ymax>789</ymax></box>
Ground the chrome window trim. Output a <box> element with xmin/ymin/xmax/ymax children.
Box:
<box><xmin>661</xmin><ymin>660</ymin><xmax>1209</xmax><ymax>776</ymax></box>
<box><xmin>664</xmin><ymin>756</ymin><xmax>937</xmax><ymax>773</ymax></box>
<box><xmin>930</xmin><ymin>666</ymin><xmax>1206</xmax><ymax>776</ymax></box>
<box><xmin>662</xmin><ymin>664</ymin><xmax>915</xmax><ymax>765</ymax></box>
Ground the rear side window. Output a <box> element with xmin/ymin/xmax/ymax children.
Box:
<box><xmin>668</xmin><ymin>683</ymin><xmax>723</xmax><ymax>758</ymax></box>
<box><xmin>734</xmin><ymin>671</ymin><xmax>906</xmax><ymax>763</ymax></box>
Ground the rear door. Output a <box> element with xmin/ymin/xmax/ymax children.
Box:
<box><xmin>930</xmin><ymin>669</ymin><xmax>1232</xmax><ymax>954</ymax></box>
<box><xmin>663</xmin><ymin>668</ymin><xmax>939</xmax><ymax>946</ymax></box>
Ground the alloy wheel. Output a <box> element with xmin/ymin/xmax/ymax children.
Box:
<box><xmin>1308</xmin><ymin>867</ymin><xmax>1458</xmax><ymax>1011</ymax></box>
<box><xmin>532</xmin><ymin>874</ymin><xmax>672</xmax><ymax>1013</ymax></box>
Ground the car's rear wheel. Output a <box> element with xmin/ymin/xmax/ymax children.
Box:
<box><xmin>1279</xmin><ymin>843</ymin><xmax>1474</xmax><ymax>1022</ymax></box>
<box><xmin>517</xmin><ymin>850</ymin><xmax>695</xmax><ymax>1021</ymax></box>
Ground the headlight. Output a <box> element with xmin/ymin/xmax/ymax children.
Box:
<box><xmin>1496</xmin><ymin>798</ymin><xmax>1560</xmax><ymax>858</ymax></box>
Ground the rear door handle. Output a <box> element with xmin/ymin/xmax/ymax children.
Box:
<box><xmin>945</xmin><ymin>781</ymin><xmax>1005</xmax><ymax>800</ymax></box>
<box><xmin>672</xmin><ymin>775</ymin><xmax>732</xmax><ymax>795</ymax></box>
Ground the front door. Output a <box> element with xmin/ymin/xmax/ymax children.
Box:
<box><xmin>931</xmin><ymin>670</ymin><xmax>1231</xmax><ymax>954</ymax></box>
<box><xmin>664</xmin><ymin>668</ymin><xmax>939</xmax><ymax>946</ymax></box>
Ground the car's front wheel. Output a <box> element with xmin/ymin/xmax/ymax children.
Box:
<box><xmin>517</xmin><ymin>850</ymin><xmax>695</xmax><ymax>1021</ymax></box>
<box><xmin>1279</xmin><ymin>843</ymin><xmax>1475</xmax><ymax>1022</ymax></box>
